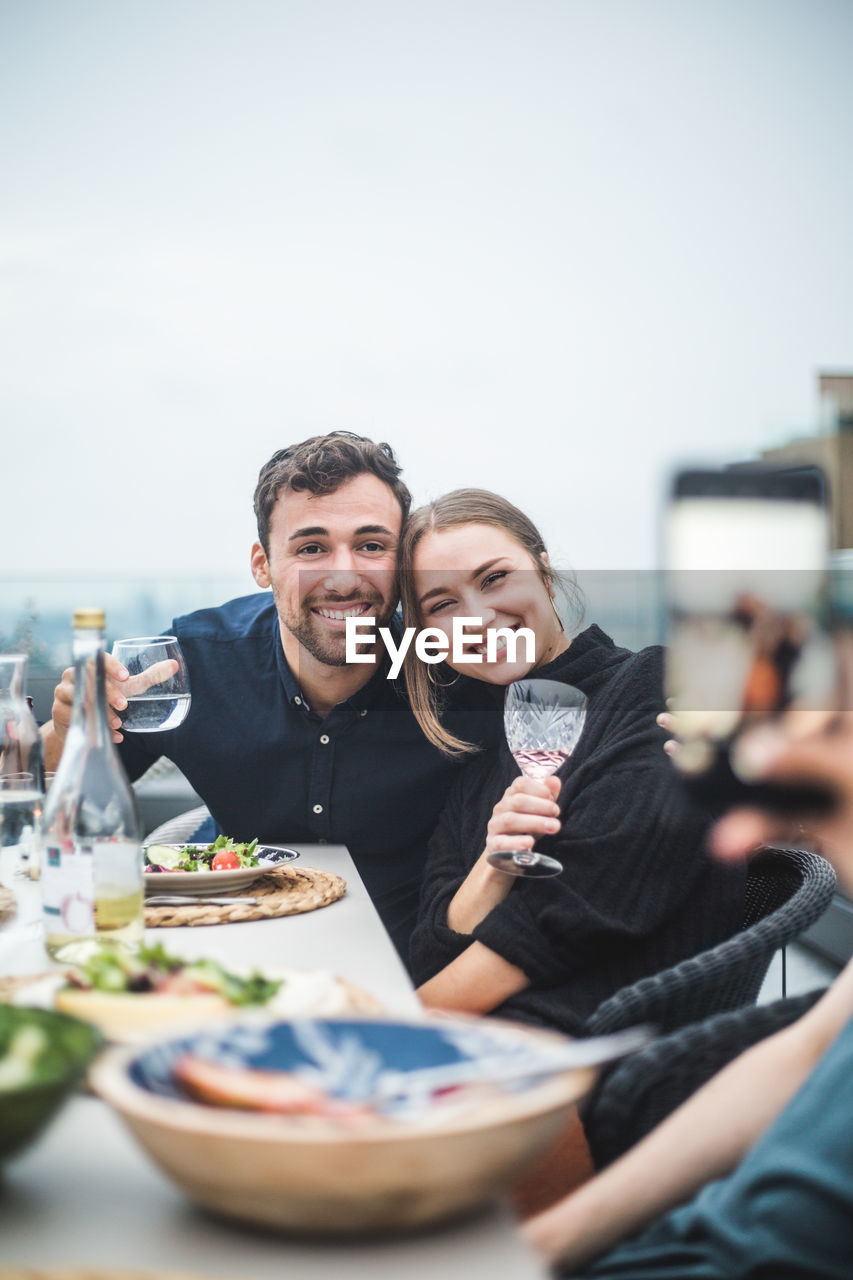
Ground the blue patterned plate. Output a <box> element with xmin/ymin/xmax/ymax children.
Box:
<box><xmin>129</xmin><ymin>1017</ymin><xmax>649</xmax><ymax>1122</ymax></box>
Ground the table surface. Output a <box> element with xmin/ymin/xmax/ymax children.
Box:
<box><xmin>0</xmin><ymin>843</ymin><xmax>548</xmax><ymax>1279</ymax></box>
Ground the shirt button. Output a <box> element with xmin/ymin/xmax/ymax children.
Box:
<box><xmin>312</xmin><ymin>803</ymin><xmax>323</xmax><ymax>815</ymax></box>
<box><xmin>360</xmin><ymin>709</ymin><xmax>368</xmax><ymax>717</ymax></box>
<box><xmin>294</xmin><ymin>696</ymin><xmax>302</xmax><ymax>706</ymax></box>
<box><xmin>319</xmin><ymin>734</ymin><xmax>330</xmax><ymax>745</ymax></box>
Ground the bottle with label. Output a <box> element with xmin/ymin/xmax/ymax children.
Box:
<box><xmin>41</xmin><ymin>609</ymin><xmax>144</xmax><ymax>963</ymax></box>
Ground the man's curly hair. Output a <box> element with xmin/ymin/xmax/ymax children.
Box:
<box><xmin>253</xmin><ymin>431</ymin><xmax>411</xmax><ymax>553</ymax></box>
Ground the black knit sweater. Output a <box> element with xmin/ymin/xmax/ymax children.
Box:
<box><xmin>409</xmin><ymin>626</ymin><xmax>746</xmax><ymax>1036</ymax></box>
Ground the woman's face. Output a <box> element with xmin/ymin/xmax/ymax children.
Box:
<box><xmin>411</xmin><ymin>522</ymin><xmax>568</xmax><ymax>685</ymax></box>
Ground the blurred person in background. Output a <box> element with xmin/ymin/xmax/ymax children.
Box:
<box><xmin>42</xmin><ymin>432</ymin><xmax>499</xmax><ymax>962</ymax></box>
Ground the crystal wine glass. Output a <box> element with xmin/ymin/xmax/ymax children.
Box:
<box><xmin>111</xmin><ymin>636</ymin><xmax>191</xmax><ymax>733</ymax></box>
<box><xmin>487</xmin><ymin>678</ymin><xmax>587</xmax><ymax>878</ymax></box>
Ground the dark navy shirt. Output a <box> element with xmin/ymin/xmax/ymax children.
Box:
<box><xmin>119</xmin><ymin>593</ymin><xmax>501</xmax><ymax>961</ymax></box>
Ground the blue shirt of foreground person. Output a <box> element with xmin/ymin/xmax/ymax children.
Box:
<box><xmin>43</xmin><ymin>433</ymin><xmax>500</xmax><ymax>963</ymax></box>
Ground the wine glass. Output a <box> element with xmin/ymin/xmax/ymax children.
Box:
<box><xmin>487</xmin><ymin>679</ymin><xmax>587</xmax><ymax>878</ymax></box>
<box><xmin>111</xmin><ymin>636</ymin><xmax>191</xmax><ymax>733</ymax></box>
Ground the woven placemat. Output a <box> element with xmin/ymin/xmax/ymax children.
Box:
<box><xmin>144</xmin><ymin>863</ymin><xmax>346</xmax><ymax>928</ymax></box>
<box><xmin>0</xmin><ymin>885</ymin><xmax>16</xmax><ymax>924</ymax></box>
<box><xmin>0</xmin><ymin>1270</ymin><xmax>218</xmax><ymax>1280</ymax></box>
<box><xmin>0</xmin><ymin>973</ymin><xmax>48</xmax><ymax>1004</ymax></box>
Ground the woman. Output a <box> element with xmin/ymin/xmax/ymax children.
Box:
<box><xmin>400</xmin><ymin>489</ymin><xmax>745</xmax><ymax>1034</ymax></box>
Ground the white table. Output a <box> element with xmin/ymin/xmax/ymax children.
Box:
<box><xmin>0</xmin><ymin>844</ymin><xmax>548</xmax><ymax>1278</ymax></box>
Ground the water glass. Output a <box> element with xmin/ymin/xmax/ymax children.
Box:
<box><xmin>111</xmin><ymin>636</ymin><xmax>191</xmax><ymax>733</ymax></box>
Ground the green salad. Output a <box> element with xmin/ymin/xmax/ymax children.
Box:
<box><xmin>144</xmin><ymin>834</ymin><xmax>260</xmax><ymax>873</ymax></box>
<box><xmin>65</xmin><ymin>942</ymin><xmax>282</xmax><ymax>1007</ymax></box>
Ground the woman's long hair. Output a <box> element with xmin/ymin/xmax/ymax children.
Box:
<box><xmin>398</xmin><ymin>488</ymin><xmax>578</xmax><ymax>756</ymax></box>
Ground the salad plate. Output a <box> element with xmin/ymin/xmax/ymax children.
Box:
<box><xmin>9</xmin><ymin>949</ymin><xmax>383</xmax><ymax>1043</ymax></box>
<box><xmin>143</xmin><ymin>840</ymin><xmax>299</xmax><ymax>897</ymax></box>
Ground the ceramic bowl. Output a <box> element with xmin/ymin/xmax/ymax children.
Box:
<box><xmin>0</xmin><ymin>1004</ymin><xmax>102</xmax><ymax>1161</ymax></box>
<box><xmin>92</xmin><ymin>1013</ymin><xmax>605</xmax><ymax>1235</ymax></box>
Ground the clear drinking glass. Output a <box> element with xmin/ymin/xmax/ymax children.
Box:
<box><xmin>487</xmin><ymin>678</ymin><xmax>587</xmax><ymax>878</ymax></box>
<box><xmin>111</xmin><ymin>636</ymin><xmax>191</xmax><ymax>733</ymax></box>
<box><xmin>0</xmin><ymin>654</ymin><xmax>45</xmax><ymax>872</ymax></box>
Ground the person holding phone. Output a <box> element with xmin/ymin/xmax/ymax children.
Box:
<box><xmin>521</xmin><ymin>652</ymin><xmax>853</xmax><ymax>1274</ymax></box>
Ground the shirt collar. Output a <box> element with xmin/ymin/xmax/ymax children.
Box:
<box><xmin>270</xmin><ymin>610</ymin><xmax>394</xmax><ymax>719</ymax></box>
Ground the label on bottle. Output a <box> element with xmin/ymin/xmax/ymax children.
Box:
<box><xmin>42</xmin><ymin>841</ymin><xmax>96</xmax><ymax>937</ymax></box>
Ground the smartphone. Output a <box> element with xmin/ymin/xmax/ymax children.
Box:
<box><xmin>664</xmin><ymin>465</ymin><xmax>838</xmax><ymax>815</ymax></box>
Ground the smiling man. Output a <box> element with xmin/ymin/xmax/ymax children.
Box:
<box><xmin>248</xmin><ymin>447</ymin><xmax>406</xmax><ymax>716</ymax></box>
<box><xmin>43</xmin><ymin>433</ymin><xmax>500</xmax><ymax>960</ymax></box>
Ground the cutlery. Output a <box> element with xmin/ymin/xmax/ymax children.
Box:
<box><xmin>145</xmin><ymin>894</ymin><xmax>260</xmax><ymax>907</ymax></box>
<box><xmin>368</xmin><ymin>1025</ymin><xmax>654</xmax><ymax>1106</ymax></box>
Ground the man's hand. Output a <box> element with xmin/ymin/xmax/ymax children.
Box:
<box><xmin>42</xmin><ymin>653</ymin><xmax>179</xmax><ymax>770</ymax></box>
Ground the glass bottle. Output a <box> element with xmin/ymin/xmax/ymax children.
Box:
<box><xmin>41</xmin><ymin>609</ymin><xmax>144</xmax><ymax>962</ymax></box>
<box><xmin>0</xmin><ymin>653</ymin><xmax>45</xmax><ymax>859</ymax></box>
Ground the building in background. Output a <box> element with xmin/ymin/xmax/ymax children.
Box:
<box><xmin>754</xmin><ymin>370</ymin><xmax>853</xmax><ymax>967</ymax></box>
<box><xmin>758</xmin><ymin>370</ymin><xmax>853</xmax><ymax>550</ymax></box>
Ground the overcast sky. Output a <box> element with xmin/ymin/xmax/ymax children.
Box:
<box><xmin>2</xmin><ymin>0</ymin><xmax>852</xmax><ymax>586</ymax></box>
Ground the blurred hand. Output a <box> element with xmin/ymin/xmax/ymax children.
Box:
<box><xmin>656</xmin><ymin>709</ymin><xmax>680</xmax><ymax>759</ymax></box>
<box><xmin>51</xmin><ymin>653</ymin><xmax>178</xmax><ymax>746</ymax></box>
<box><xmin>710</xmin><ymin>712</ymin><xmax>853</xmax><ymax>891</ymax></box>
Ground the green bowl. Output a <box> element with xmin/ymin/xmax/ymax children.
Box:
<box><xmin>0</xmin><ymin>1004</ymin><xmax>103</xmax><ymax>1161</ymax></box>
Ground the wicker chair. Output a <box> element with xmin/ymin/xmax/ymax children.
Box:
<box><xmin>585</xmin><ymin>988</ymin><xmax>827</xmax><ymax>1169</ymax></box>
<box><xmin>581</xmin><ymin>848</ymin><xmax>836</xmax><ymax>1040</ymax></box>
<box><xmin>144</xmin><ymin>804</ymin><xmax>213</xmax><ymax>845</ymax></box>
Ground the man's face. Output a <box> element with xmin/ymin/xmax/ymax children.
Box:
<box><xmin>251</xmin><ymin>473</ymin><xmax>402</xmax><ymax>668</ymax></box>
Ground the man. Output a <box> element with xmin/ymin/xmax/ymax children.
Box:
<box><xmin>43</xmin><ymin>432</ymin><xmax>500</xmax><ymax>961</ymax></box>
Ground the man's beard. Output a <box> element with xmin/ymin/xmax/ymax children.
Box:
<box><xmin>276</xmin><ymin>590</ymin><xmax>396</xmax><ymax>668</ymax></box>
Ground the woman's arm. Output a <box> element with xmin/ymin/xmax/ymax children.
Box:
<box><xmin>417</xmin><ymin>778</ymin><xmax>561</xmax><ymax>1010</ymax></box>
<box><xmin>446</xmin><ymin>775</ymin><xmax>562</xmax><ymax>934</ymax></box>
<box><xmin>523</xmin><ymin>957</ymin><xmax>853</xmax><ymax>1270</ymax></box>
<box><xmin>417</xmin><ymin>939</ymin><xmax>530</xmax><ymax>1013</ymax></box>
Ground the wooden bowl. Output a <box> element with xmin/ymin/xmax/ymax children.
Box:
<box><xmin>91</xmin><ymin>1014</ymin><xmax>600</xmax><ymax>1235</ymax></box>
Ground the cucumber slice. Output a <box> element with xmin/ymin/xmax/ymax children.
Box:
<box><xmin>145</xmin><ymin>844</ymin><xmax>187</xmax><ymax>870</ymax></box>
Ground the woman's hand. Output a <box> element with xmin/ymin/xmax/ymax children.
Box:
<box><xmin>710</xmin><ymin>711</ymin><xmax>853</xmax><ymax>879</ymax></box>
<box><xmin>484</xmin><ymin>774</ymin><xmax>563</xmax><ymax>859</ymax></box>
<box><xmin>446</xmin><ymin>775</ymin><xmax>562</xmax><ymax>934</ymax></box>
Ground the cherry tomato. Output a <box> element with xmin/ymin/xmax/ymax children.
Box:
<box><xmin>212</xmin><ymin>848</ymin><xmax>241</xmax><ymax>871</ymax></box>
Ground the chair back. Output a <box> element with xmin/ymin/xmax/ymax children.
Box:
<box><xmin>144</xmin><ymin>804</ymin><xmax>213</xmax><ymax>845</ymax></box>
<box><xmin>742</xmin><ymin>850</ymin><xmax>814</xmax><ymax>927</ymax></box>
<box><xmin>583</xmin><ymin>848</ymin><xmax>836</xmax><ymax>1038</ymax></box>
<box><xmin>585</xmin><ymin>988</ymin><xmax>827</xmax><ymax>1169</ymax></box>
